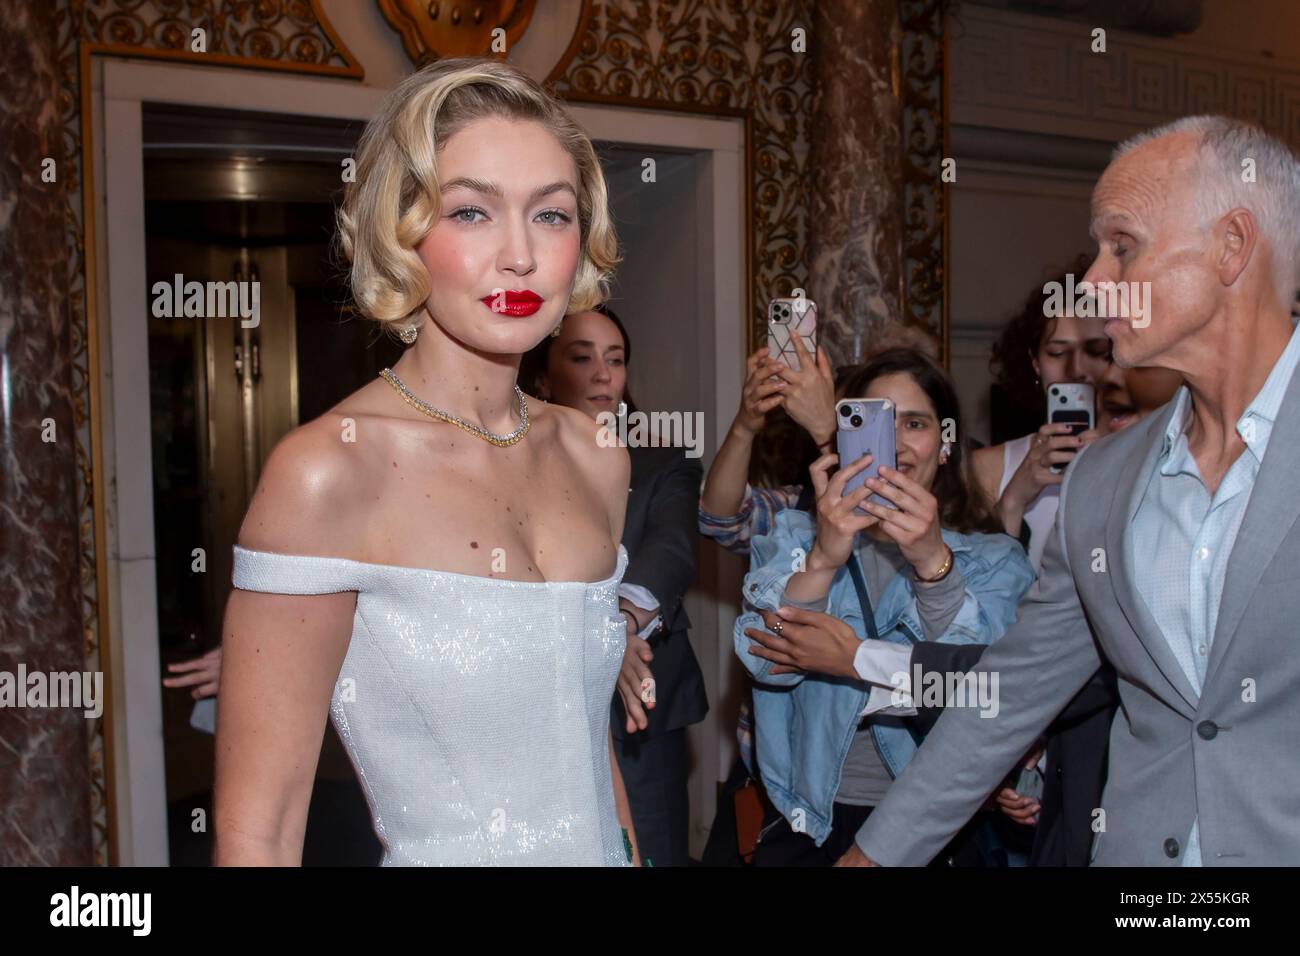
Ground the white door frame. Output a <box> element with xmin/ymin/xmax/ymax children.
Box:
<box><xmin>96</xmin><ymin>57</ymin><xmax>745</xmax><ymax>864</ymax></box>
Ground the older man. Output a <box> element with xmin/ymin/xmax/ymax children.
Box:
<box><xmin>840</xmin><ymin>116</ymin><xmax>1300</xmax><ymax>865</ymax></box>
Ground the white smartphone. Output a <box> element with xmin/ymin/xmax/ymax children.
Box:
<box><xmin>1047</xmin><ymin>383</ymin><xmax>1094</xmax><ymax>475</ymax></box>
<box><xmin>767</xmin><ymin>297</ymin><xmax>818</xmax><ymax>372</ymax></box>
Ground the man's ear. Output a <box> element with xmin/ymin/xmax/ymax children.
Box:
<box><xmin>1217</xmin><ymin>206</ymin><xmax>1260</xmax><ymax>288</ymax></box>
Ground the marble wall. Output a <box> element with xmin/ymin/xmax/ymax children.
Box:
<box><xmin>808</xmin><ymin>0</ymin><xmax>905</xmax><ymax>363</ymax></box>
<box><xmin>0</xmin><ymin>0</ymin><xmax>94</xmax><ymax>865</ymax></box>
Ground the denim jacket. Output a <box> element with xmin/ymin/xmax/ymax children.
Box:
<box><xmin>733</xmin><ymin>508</ymin><xmax>1034</xmax><ymax>846</ymax></box>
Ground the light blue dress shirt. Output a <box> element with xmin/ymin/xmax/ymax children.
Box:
<box><xmin>1127</xmin><ymin>319</ymin><xmax>1300</xmax><ymax>865</ymax></box>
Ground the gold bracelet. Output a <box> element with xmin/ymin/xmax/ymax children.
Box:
<box><xmin>915</xmin><ymin>545</ymin><xmax>954</xmax><ymax>584</ymax></box>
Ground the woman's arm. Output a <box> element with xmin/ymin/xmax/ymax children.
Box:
<box><xmin>608</xmin><ymin>726</ymin><xmax>642</xmax><ymax>865</ymax></box>
<box><xmin>214</xmin><ymin>587</ymin><xmax>355</xmax><ymax>865</ymax></box>
<box><xmin>700</xmin><ymin>421</ymin><xmax>761</xmax><ymax>518</ymax></box>
<box><xmin>213</xmin><ymin>428</ymin><xmax>359</xmax><ymax>865</ymax></box>
<box><xmin>700</xmin><ymin>348</ymin><xmax>782</xmax><ymax>516</ymax></box>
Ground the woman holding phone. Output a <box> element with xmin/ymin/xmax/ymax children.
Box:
<box><xmin>734</xmin><ymin>348</ymin><xmax>1034</xmax><ymax>866</ymax></box>
<box><xmin>971</xmin><ymin>259</ymin><xmax>1109</xmax><ymax>568</ymax></box>
<box><xmin>213</xmin><ymin>58</ymin><xmax>641</xmax><ymax>866</ymax></box>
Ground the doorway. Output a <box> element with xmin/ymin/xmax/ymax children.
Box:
<box><xmin>142</xmin><ymin>103</ymin><xmax>395</xmax><ymax>864</ymax></box>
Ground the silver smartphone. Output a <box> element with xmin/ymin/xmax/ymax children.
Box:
<box><xmin>1047</xmin><ymin>383</ymin><xmax>1094</xmax><ymax>475</ymax></box>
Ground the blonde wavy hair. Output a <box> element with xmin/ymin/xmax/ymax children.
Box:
<box><xmin>337</xmin><ymin>57</ymin><xmax>619</xmax><ymax>331</ymax></box>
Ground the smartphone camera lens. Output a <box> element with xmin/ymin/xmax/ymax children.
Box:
<box><xmin>838</xmin><ymin>404</ymin><xmax>852</xmax><ymax>418</ymax></box>
<box><xmin>850</xmin><ymin>414</ymin><xmax>863</xmax><ymax>428</ymax></box>
<box><xmin>1059</xmin><ymin>395</ymin><xmax>1068</xmax><ymax>403</ymax></box>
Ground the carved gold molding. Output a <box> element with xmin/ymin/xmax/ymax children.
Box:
<box><xmin>551</xmin><ymin>0</ymin><xmax>815</xmax><ymax>356</ymax></box>
<box><xmin>377</xmin><ymin>0</ymin><xmax>537</xmax><ymax>64</ymax></box>
<box><xmin>56</xmin><ymin>0</ymin><xmax>364</xmax><ymax>866</ymax></box>
<box><xmin>901</xmin><ymin>0</ymin><xmax>949</xmax><ymax>362</ymax></box>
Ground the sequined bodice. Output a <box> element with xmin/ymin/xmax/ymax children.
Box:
<box><xmin>231</xmin><ymin>544</ymin><xmax>630</xmax><ymax>866</ymax></box>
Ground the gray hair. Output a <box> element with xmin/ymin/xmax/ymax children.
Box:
<box><xmin>1115</xmin><ymin>116</ymin><xmax>1300</xmax><ymax>308</ymax></box>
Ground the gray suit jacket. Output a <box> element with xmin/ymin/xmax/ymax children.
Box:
<box><xmin>858</xmin><ymin>373</ymin><xmax>1300</xmax><ymax>865</ymax></box>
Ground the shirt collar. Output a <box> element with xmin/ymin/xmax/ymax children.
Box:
<box><xmin>1158</xmin><ymin>386</ymin><xmax>1194</xmax><ymax>475</ymax></box>
<box><xmin>1158</xmin><ymin>318</ymin><xmax>1300</xmax><ymax>470</ymax></box>
<box><xmin>1237</xmin><ymin>317</ymin><xmax>1300</xmax><ymax>461</ymax></box>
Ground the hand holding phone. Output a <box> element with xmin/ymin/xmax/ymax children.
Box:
<box><xmin>1046</xmin><ymin>383</ymin><xmax>1095</xmax><ymax>475</ymax></box>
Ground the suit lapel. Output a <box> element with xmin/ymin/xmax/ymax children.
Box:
<box><xmin>1103</xmin><ymin>397</ymin><xmax>1200</xmax><ymax>716</ymax></box>
<box><xmin>1205</xmin><ymin>362</ymin><xmax>1300</xmax><ymax>687</ymax></box>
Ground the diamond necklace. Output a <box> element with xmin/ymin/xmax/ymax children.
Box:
<box><xmin>379</xmin><ymin>368</ymin><xmax>530</xmax><ymax>447</ymax></box>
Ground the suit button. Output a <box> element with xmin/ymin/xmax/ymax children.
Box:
<box><xmin>1055</xmin><ymin>765</ymin><xmax>1063</xmax><ymax>778</ymax></box>
<box><xmin>1197</xmin><ymin>720</ymin><xmax>1218</xmax><ymax>740</ymax></box>
<box><xmin>1164</xmin><ymin>838</ymin><xmax>1180</xmax><ymax>858</ymax></box>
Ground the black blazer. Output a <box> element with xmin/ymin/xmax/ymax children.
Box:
<box><xmin>909</xmin><ymin>641</ymin><xmax>1117</xmax><ymax>866</ymax></box>
<box><xmin>610</xmin><ymin>445</ymin><xmax>709</xmax><ymax>741</ymax></box>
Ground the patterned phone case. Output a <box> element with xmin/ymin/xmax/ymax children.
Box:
<box><xmin>767</xmin><ymin>298</ymin><xmax>818</xmax><ymax>371</ymax></box>
<box><xmin>836</xmin><ymin>398</ymin><xmax>897</xmax><ymax>510</ymax></box>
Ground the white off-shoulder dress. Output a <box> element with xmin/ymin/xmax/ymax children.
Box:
<box><xmin>230</xmin><ymin>543</ymin><xmax>631</xmax><ymax>866</ymax></box>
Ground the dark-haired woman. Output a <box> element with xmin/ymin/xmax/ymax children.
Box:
<box><xmin>736</xmin><ymin>348</ymin><xmax>1034</xmax><ymax>866</ymax></box>
<box><xmin>972</xmin><ymin>257</ymin><xmax>1109</xmax><ymax>567</ymax></box>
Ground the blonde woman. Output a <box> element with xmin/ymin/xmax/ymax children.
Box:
<box><xmin>213</xmin><ymin>58</ymin><xmax>640</xmax><ymax>866</ymax></box>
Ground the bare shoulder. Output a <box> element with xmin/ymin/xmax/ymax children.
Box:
<box><xmin>236</xmin><ymin>412</ymin><xmax>371</xmax><ymax>557</ymax></box>
<box><xmin>536</xmin><ymin>399</ymin><xmax>630</xmax><ymax>533</ymax></box>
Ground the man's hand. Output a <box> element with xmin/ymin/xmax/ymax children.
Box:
<box><xmin>616</xmin><ymin>629</ymin><xmax>655</xmax><ymax>734</ymax></box>
<box><xmin>834</xmin><ymin>843</ymin><xmax>880</xmax><ymax>867</ymax></box>
<box><xmin>994</xmin><ymin>741</ymin><xmax>1045</xmax><ymax>825</ymax></box>
<box><xmin>744</xmin><ymin>606</ymin><xmax>861</xmax><ymax>678</ymax></box>
<box><xmin>163</xmin><ymin>646</ymin><xmax>223</xmax><ymax>699</ymax></box>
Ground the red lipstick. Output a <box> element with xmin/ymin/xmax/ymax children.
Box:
<box><xmin>482</xmin><ymin>289</ymin><xmax>544</xmax><ymax>317</ymax></box>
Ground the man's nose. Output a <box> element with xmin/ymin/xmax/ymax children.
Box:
<box><xmin>1081</xmin><ymin>255</ymin><xmax>1112</xmax><ymax>287</ymax></box>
